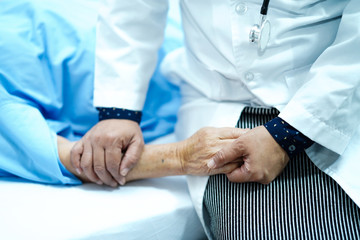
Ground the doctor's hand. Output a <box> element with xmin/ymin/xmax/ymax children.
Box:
<box><xmin>207</xmin><ymin>126</ymin><xmax>290</xmax><ymax>184</ymax></box>
<box><xmin>70</xmin><ymin>119</ymin><xmax>144</xmax><ymax>187</ymax></box>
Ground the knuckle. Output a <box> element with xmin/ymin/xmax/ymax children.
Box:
<box><xmin>106</xmin><ymin>162</ymin><xmax>119</xmax><ymax>174</ymax></box>
<box><xmin>233</xmin><ymin>138</ymin><xmax>243</xmax><ymax>147</ymax></box>
<box><xmin>81</xmin><ymin>163</ymin><xmax>92</xmax><ymax>172</ymax></box>
<box><xmin>232</xmin><ymin>140</ymin><xmax>245</xmax><ymax>154</ymax></box>
<box><xmin>198</xmin><ymin>127</ymin><xmax>210</xmax><ymax>137</ymax></box>
<box><xmin>92</xmin><ymin>134</ymin><xmax>103</xmax><ymax>143</ymax></box>
<box><xmin>83</xmin><ymin>134</ymin><xmax>92</xmax><ymax>143</ymax></box>
<box><xmin>106</xmin><ymin>167</ymin><xmax>117</xmax><ymax>176</ymax></box>
<box><xmin>92</xmin><ymin>133</ymin><xmax>119</xmax><ymax>146</ymax></box>
<box><xmin>242</xmin><ymin>164</ymin><xmax>252</xmax><ymax>175</ymax></box>
<box><xmin>113</xmin><ymin>141</ymin><xmax>124</xmax><ymax>151</ymax></box>
<box><xmin>203</xmin><ymin>127</ymin><xmax>215</xmax><ymax>137</ymax></box>
<box><xmin>254</xmin><ymin>171</ymin><xmax>270</xmax><ymax>184</ymax></box>
<box><xmin>70</xmin><ymin>143</ymin><xmax>83</xmax><ymax>155</ymax></box>
<box><xmin>213</xmin><ymin>150</ymin><xmax>225</xmax><ymax>164</ymax></box>
<box><xmin>215</xmin><ymin>150</ymin><xmax>226</xmax><ymax>163</ymax></box>
<box><xmin>94</xmin><ymin>165</ymin><xmax>105</xmax><ymax>175</ymax></box>
<box><xmin>106</xmin><ymin>159</ymin><xmax>118</xmax><ymax>169</ymax></box>
<box><xmin>104</xmin><ymin>132</ymin><xmax>116</xmax><ymax>141</ymax></box>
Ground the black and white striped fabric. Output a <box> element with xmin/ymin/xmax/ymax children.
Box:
<box><xmin>203</xmin><ymin>107</ymin><xmax>360</xmax><ymax>240</ymax></box>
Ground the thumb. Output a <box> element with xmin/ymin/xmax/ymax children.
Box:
<box><xmin>70</xmin><ymin>140</ymin><xmax>84</xmax><ymax>175</ymax></box>
<box><xmin>207</xmin><ymin>162</ymin><xmax>240</xmax><ymax>175</ymax></box>
<box><xmin>218</xmin><ymin>127</ymin><xmax>249</xmax><ymax>140</ymax></box>
<box><xmin>207</xmin><ymin>138</ymin><xmax>246</xmax><ymax>169</ymax></box>
<box><xmin>119</xmin><ymin>139</ymin><xmax>144</xmax><ymax>177</ymax></box>
<box><xmin>226</xmin><ymin>164</ymin><xmax>252</xmax><ymax>183</ymax></box>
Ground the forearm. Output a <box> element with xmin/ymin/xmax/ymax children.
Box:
<box><xmin>279</xmin><ymin>0</ymin><xmax>360</xmax><ymax>155</ymax></box>
<box><xmin>94</xmin><ymin>0</ymin><xmax>169</xmax><ymax>110</ymax></box>
<box><xmin>125</xmin><ymin>143</ymin><xmax>185</xmax><ymax>182</ymax></box>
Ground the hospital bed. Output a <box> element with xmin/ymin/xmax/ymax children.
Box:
<box><xmin>0</xmin><ymin>138</ymin><xmax>206</xmax><ymax>240</ymax></box>
<box><xmin>0</xmin><ymin>177</ymin><xmax>205</xmax><ymax>240</ymax></box>
<box><xmin>0</xmin><ymin>0</ymin><xmax>206</xmax><ymax>239</ymax></box>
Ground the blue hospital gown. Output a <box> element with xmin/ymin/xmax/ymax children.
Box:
<box><xmin>0</xmin><ymin>0</ymin><xmax>182</xmax><ymax>184</ymax></box>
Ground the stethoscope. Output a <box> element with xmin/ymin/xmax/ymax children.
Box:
<box><xmin>249</xmin><ymin>0</ymin><xmax>271</xmax><ymax>52</ymax></box>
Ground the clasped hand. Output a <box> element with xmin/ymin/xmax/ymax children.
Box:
<box><xmin>68</xmin><ymin>125</ymin><xmax>249</xmax><ymax>186</ymax></box>
<box><xmin>208</xmin><ymin>126</ymin><xmax>290</xmax><ymax>184</ymax></box>
<box><xmin>70</xmin><ymin>119</ymin><xmax>144</xmax><ymax>187</ymax></box>
<box><xmin>68</xmin><ymin>123</ymin><xmax>289</xmax><ymax>187</ymax></box>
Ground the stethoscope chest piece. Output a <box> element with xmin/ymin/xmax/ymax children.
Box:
<box><xmin>249</xmin><ymin>0</ymin><xmax>271</xmax><ymax>52</ymax></box>
<box><xmin>249</xmin><ymin>16</ymin><xmax>271</xmax><ymax>52</ymax></box>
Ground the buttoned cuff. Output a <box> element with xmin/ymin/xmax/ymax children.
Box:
<box><xmin>264</xmin><ymin>117</ymin><xmax>314</xmax><ymax>158</ymax></box>
<box><xmin>97</xmin><ymin>107</ymin><xmax>142</xmax><ymax>124</ymax></box>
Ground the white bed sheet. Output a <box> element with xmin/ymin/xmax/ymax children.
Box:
<box><xmin>0</xmin><ymin>135</ymin><xmax>206</xmax><ymax>240</ymax></box>
<box><xmin>0</xmin><ymin>176</ymin><xmax>205</xmax><ymax>240</ymax></box>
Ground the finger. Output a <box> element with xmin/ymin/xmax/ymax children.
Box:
<box><xmin>70</xmin><ymin>140</ymin><xmax>84</xmax><ymax>175</ymax></box>
<box><xmin>217</xmin><ymin>127</ymin><xmax>249</xmax><ymax>140</ymax></box>
<box><xmin>226</xmin><ymin>164</ymin><xmax>252</xmax><ymax>183</ymax></box>
<box><xmin>214</xmin><ymin>138</ymin><xmax>241</xmax><ymax>149</ymax></box>
<box><xmin>105</xmin><ymin>147</ymin><xmax>123</xmax><ymax>185</ymax></box>
<box><xmin>207</xmin><ymin>162</ymin><xmax>240</xmax><ymax>175</ymax></box>
<box><xmin>93</xmin><ymin>146</ymin><xmax>118</xmax><ymax>187</ymax></box>
<box><xmin>120</xmin><ymin>139</ymin><xmax>143</xmax><ymax>177</ymax></box>
<box><xmin>80</xmin><ymin>142</ymin><xmax>102</xmax><ymax>185</ymax></box>
<box><xmin>207</xmin><ymin>138</ymin><xmax>246</xmax><ymax>169</ymax></box>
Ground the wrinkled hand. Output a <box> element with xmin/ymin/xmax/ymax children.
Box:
<box><xmin>180</xmin><ymin>127</ymin><xmax>248</xmax><ymax>176</ymax></box>
<box><xmin>208</xmin><ymin>126</ymin><xmax>290</xmax><ymax>184</ymax></box>
<box><xmin>70</xmin><ymin>119</ymin><xmax>144</xmax><ymax>187</ymax></box>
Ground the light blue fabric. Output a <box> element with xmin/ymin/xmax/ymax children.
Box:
<box><xmin>0</xmin><ymin>0</ymin><xmax>182</xmax><ymax>184</ymax></box>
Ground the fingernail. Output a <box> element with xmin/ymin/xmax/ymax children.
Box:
<box><xmin>111</xmin><ymin>182</ymin><xmax>118</xmax><ymax>188</ymax></box>
<box><xmin>96</xmin><ymin>181</ymin><xmax>103</xmax><ymax>185</ymax></box>
<box><xmin>119</xmin><ymin>178</ymin><xmax>126</xmax><ymax>186</ymax></box>
<box><xmin>207</xmin><ymin>159</ymin><xmax>216</xmax><ymax>169</ymax></box>
<box><xmin>121</xmin><ymin>168</ymin><xmax>129</xmax><ymax>176</ymax></box>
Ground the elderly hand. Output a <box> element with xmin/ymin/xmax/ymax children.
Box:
<box><xmin>180</xmin><ymin>127</ymin><xmax>249</xmax><ymax>176</ymax></box>
<box><xmin>207</xmin><ymin>126</ymin><xmax>290</xmax><ymax>184</ymax></box>
<box><xmin>70</xmin><ymin>119</ymin><xmax>144</xmax><ymax>187</ymax></box>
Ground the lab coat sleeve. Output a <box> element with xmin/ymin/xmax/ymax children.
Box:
<box><xmin>94</xmin><ymin>0</ymin><xmax>169</xmax><ymax>110</ymax></box>
<box><xmin>279</xmin><ymin>0</ymin><xmax>360</xmax><ymax>155</ymax></box>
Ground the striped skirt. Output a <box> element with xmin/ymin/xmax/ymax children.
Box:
<box><xmin>203</xmin><ymin>107</ymin><xmax>360</xmax><ymax>240</ymax></box>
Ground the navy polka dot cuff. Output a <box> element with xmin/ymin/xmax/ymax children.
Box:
<box><xmin>264</xmin><ymin>117</ymin><xmax>314</xmax><ymax>158</ymax></box>
<box><xmin>96</xmin><ymin>107</ymin><xmax>142</xmax><ymax>124</ymax></box>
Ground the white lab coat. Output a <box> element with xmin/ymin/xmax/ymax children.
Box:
<box><xmin>94</xmin><ymin>0</ymin><xmax>360</xmax><ymax>234</ymax></box>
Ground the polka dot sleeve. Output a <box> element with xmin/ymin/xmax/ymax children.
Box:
<box><xmin>264</xmin><ymin>117</ymin><xmax>313</xmax><ymax>158</ymax></box>
<box><xmin>96</xmin><ymin>107</ymin><xmax>142</xmax><ymax>124</ymax></box>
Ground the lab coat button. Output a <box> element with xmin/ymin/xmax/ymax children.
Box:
<box><xmin>235</xmin><ymin>3</ymin><xmax>247</xmax><ymax>15</ymax></box>
<box><xmin>244</xmin><ymin>72</ymin><xmax>254</xmax><ymax>81</ymax></box>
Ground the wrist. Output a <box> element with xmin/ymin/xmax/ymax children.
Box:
<box><xmin>57</xmin><ymin>137</ymin><xmax>88</xmax><ymax>182</ymax></box>
<box><xmin>175</xmin><ymin>140</ymin><xmax>187</xmax><ymax>175</ymax></box>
